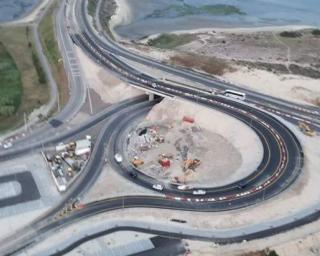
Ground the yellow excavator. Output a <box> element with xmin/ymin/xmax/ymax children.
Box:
<box><xmin>298</xmin><ymin>121</ymin><xmax>317</xmax><ymax>137</ymax></box>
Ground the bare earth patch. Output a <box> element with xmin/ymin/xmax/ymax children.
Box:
<box><xmin>126</xmin><ymin>98</ymin><xmax>262</xmax><ymax>187</ymax></box>
<box><xmin>223</xmin><ymin>66</ymin><xmax>320</xmax><ymax>106</ymax></box>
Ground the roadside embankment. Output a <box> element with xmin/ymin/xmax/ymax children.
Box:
<box><xmin>38</xmin><ymin>1</ymin><xmax>69</xmax><ymax>109</ymax></box>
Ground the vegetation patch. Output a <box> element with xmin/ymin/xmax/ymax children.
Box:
<box><xmin>31</xmin><ymin>51</ymin><xmax>47</xmax><ymax>84</ymax></box>
<box><xmin>0</xmin><ymin>42</ymin><xmax>22</xmax><ymax>116</ymax></box>
<box><xmin>237</xmin><ymin>60</ymin><xmax>320</xmax><ymax>79</ymax></box>
<box><xmin>87</xmin><ymin>0</ymin><xmax>98</xmax><ymax>17</ymax></box>
<box><xmin>39</xmin><ymin>2</ymin><xmax>69</xmax><ymax>107</ymax></box>
<box><xmin>170</xmin><ymin>53</ymin><xmax>232</xmax><ymax>76</ymax></box>
<box><xmin>147</xmin><ymin>33</ymin><xmax>195</xmax><ymax>49</ymax></box>
<box><xmin>279</xmin><ymin>31</ymin><xmax>302</xmax><ymax>38</ymax></box>
<box><xmin>99</xmin><ymin>0</ymin><xmax>117</xmax><ymax>40</ymax></box>
<box><xmin>0</xmin><ymin>26</ymin><xmax>49</xmax><ymax>132</ymax></box>
<box><xmin>241</xmin><ymin>249</ymin><xmax>279</xmax><ymax>256</ymax></box>
<box><xmin>147</xmin><ymin>4</ymin><xmax>245</xmax><ymax>19</ymax></box>
<box><xmin>311</xmin><ymin>29</ymin><xmax>320</xmax><ymax>36</ymax></box>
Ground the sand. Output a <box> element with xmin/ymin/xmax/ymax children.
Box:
<box><xmin>109</xmin><ymin>0</ymin><xmax>133</xmax><ymax>41</ymax></box>
<box><xmin>222</xmin><ymin>66</ymin><xmax>320</xmax><ymax>106</ymax></box>
<box><xmin>137</xmin><ymin>98</ymin><xmax>263</xmax><ymax>187</ymax></box>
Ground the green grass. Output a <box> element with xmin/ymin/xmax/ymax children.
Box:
<box><xmin>200</xmin><ymin>4</ymin><xmax>246</xmax><ymax>15</ymax></box>
<box><xmin>312</xmin><ymin>29</ymin><xmax>320</xmax><ymax>36</ymax></box>
<box><xmin>279</xmin><ymin>31</ymin><xmax>302</xmax><ymax>38</ymax></box>
<box><xmin>39</xmin><ymin>2</ymin><xmax>69</xmax><ymax>107</ymax></box>
<box><xmin>0</xmin><ymin>26</ymin><xmax>49</xmax><ymax>132</ymax></box>
<box><xmin>31</xmin><ymin>51</ymin><xmax>47</xmax><ymax>84</ymax></box>
<box><xmin>0</xmin><ymin>42</ymin><xmax>22</xmax><ymax>116</ymax></box>
<box><xmin>146</xmin><ymin>4</ymin><xmax>245</xmax><ymax>19</ymax></box>
<box><xmin>147</xmin><ymin>33</ymin><xmax>195</xmax><ymax>49</ymax></box>
<box><xmin>170</xmin><ymin>53</ymin><xmax>232</xmax><ymax>76</ymax></box>
<box><xmin>87</xmin><ymin>0</ymin><xmax>98</xmax><ymax>17</ymax></box>
<box><xmin>39</xmin><ymin>9</ymin><xmax>60</xmax><ymax>66</ymax></box>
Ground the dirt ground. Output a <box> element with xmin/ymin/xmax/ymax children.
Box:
<box><xmin>223</xmin><ymin>66</ymin><xmax>320</xmax><ymax>107</ymax></box>
<box><xmin>127</xmin><ymin>120</ymin><xmax>242</xmax><ymax>187</ymax></box>
<box><xmin>75</xmin><ymin>46</ymin><xmax>142</xmax><ymax>105</ymax></box>
<box><xmin>126</xmin><ymin>98</ymin><xmax>262</xmax><ymax>187</ymax></box>
<box><xmin>178</xmin><ymin>29</ymin><xmax>320</xmax><ymax>69</ymax></box>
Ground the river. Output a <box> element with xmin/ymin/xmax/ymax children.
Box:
<box><xmin>114</xmin><ymin>0</ymin><xmax>320</xmax><ymax>40</ymax></box>
<box><xmin>0</xmin><ymin>0</ymin><xmax>40</xmax><ymax>22</ymax></box>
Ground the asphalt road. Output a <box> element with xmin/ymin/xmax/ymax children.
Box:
<box><xmin>111</xmin><ymin>93</ymin><xmax>302</xmax><ymax>202</ymax></box>
<box><xmin>0</xmin><ymin>0</ymin><xmax>314</xmax><ymax>254</ymax></box>
<box><xmin>0</xmin><ymin>96</ymin><xmax>148</xmax><ymax>160</ymax></box>
<box><xmin>0</xmin><ymin>96</ymin><xmax>303</xmax><ymax>255</ymax></box>
<box><xmin>0</xmin><ymin>172</ymin><xmax>40</xmax><ymax>208</ymax></box>
<box><xmin>79</xmin><ymin>0</ymin><xmax>320</xmax><ymax>128</ymax></box>
<box><xmin>67</xmin><ymin>0</ymin><xmax>303</xmax><ymax>205</ymax></box>
<box><xmin>0</xmin><ymin>98</ymin><xmax>158</xmax><ymax>256</ymax></box>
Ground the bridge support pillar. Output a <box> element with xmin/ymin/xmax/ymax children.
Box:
<box><xmin>148</xmin><ymin>93</ymin><xmax>154</xmax><ymax>101</ymax></box>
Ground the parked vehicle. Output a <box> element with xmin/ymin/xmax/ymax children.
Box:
<box><xmin>128</xmin><ymin>172</ymin><xmax>137</xmax><ymax>179</ymax></box>
<box><xmin>170</xmin><ymin>219</ymin><xmax>187</xmax><ymax>223</ymax></box>
<box><xmin>177</xmin><ymin>185</ymin><xmax>193</xmax><ymax>190</ymax></box>
<box><xmin>3</xmin><ymin>142</ymin><xmax>13</xmax><ymax>149</ymax></box>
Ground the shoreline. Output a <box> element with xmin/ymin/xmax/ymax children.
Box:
<box><xmin>109</xmin><ymin>0</ymin><xmax>133</xmax><ymax>41</ymax></box>
<box><xmin>110</xmin><ymin>0</ymin><xmax>318</xmax><ymax>42</ymax></box>
<box><xmin>138</xmin><ymin>25</ymin><xmax>316</xmax><ymax>44</ymax></box>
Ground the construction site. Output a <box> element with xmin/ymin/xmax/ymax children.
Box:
<box><xmin>125</xmin><ymin>98</ymin><xmax>263</xmax><ymax>187</ymax></box>
<box><xmin>42</xmin><ymin>136</ymin><xmax>92</xmax><ymax>192</ymax></box>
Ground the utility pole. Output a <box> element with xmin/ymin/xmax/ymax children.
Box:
<box><xmin>57</xmin><ymin>93</ymin><xmax>61</xmax><ymax>113</ymax></box>
<box><xmin>24</xmin><ymin>112</ymin><xmax>28</xmax><ymax>132</ymax></box>
<box><xmin>87</xmin><ymin>85</ymin><xmax>93</xmax><ymax>115</ymax></box>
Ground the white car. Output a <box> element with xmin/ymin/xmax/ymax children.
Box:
<box><xmin>177</xmin><ymin>185</ymin><xmax>193</xmax><ymax>190</ymax></box>
<box><xmin>152</xmin><ymin>184</ymin><xmax>164</xmax><ymax>191</ymax></box>
<box><xmin>192</xmin><ymin>189</ymin><xmax>206</xmax><ymax>195</ymax></box>
<box><xmin>114</xmin><ymin>153</ymin><xmax>123</xmax><ymax>163</ymax></box>
<box><xmin>3</xmin><ymin>142</ymin><xmax>13</xmax><ymax>149</ymax></box>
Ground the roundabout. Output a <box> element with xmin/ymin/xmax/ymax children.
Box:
<box><xmin>109</xmin><ymin>92</ymin><xmax>303</xmax><ymax>209</ymax></box>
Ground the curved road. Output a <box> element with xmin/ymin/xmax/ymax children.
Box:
<box><xmin>0</xmin><ymin>0</ymin><xmax>315</xmax><ymax>255</ymax></box>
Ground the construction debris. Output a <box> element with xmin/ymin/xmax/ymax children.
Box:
<box><xmin>184</xmin><ymin>159</ymin><xmax>201</xmax><ymax>171</ymax></box>
<box><xmin>159</xmin><ymin>158</ymin><xmax>171</xmax><ymax>168</ymax></box>
<box><xmin>127</xmin><ymin>119</ymin><xmax>206</xmax><ymax>185</ymax></box>
<box><xmin>43</xmin><ymin>136</ymin><xmax>92</xmax><ymax>192</ymax></box>
<box><xmin>159</xmin><ymin>153</ymin><xmax>174</xmax><ymax>159</ymax></box>
<box><xmin>183</xmin><ymin>116</ymin><xmax>195</xmax><ymax>124</ymax></box>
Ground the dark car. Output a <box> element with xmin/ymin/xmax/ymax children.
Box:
<box><xmin>129</xmin><ymin>172</ymin><xmax>137</xmax><ymax>179</ymax></box>
<box><xmin>171</xmin><ymin>219</ymin><xmax>187</xmax><ymax>223</ymax></box>
<box><xmin>237</xmin><ymin>182</ymin><xmax>247</xmax><ymax>189</ymax></box>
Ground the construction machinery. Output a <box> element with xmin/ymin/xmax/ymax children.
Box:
<box><xmin>298</xmin><ymin>121</ymin><xmax>316</xmax><ymax>136</ymax></box>
<box><xmin>183</xmin><ymin>159</ymin><xmax>201</xmax><ymax>171</ymax></box>
<box><xmin>131</xmin><ymin>158</ymin><xmax>144</xmax><ymax>167</ymax></box>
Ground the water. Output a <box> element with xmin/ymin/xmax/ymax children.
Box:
<box><xmin>115</xmin><ymin>0</ymin><xmax>320</xmax><ymax>39</ymax></box>
<box><xmin>0</xmin><ymin>0</ymin><xmax>40</xmax><ymax>22</ymax></box>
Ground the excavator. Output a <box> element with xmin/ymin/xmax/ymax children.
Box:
<box><xmin>298</xmin><ymin>121</ymin><xmax>316</xmax><ymax>137</ymax></box>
